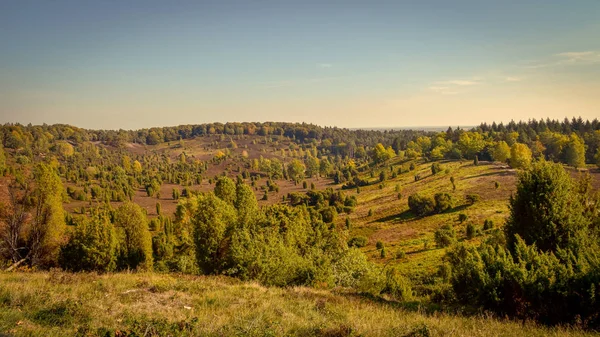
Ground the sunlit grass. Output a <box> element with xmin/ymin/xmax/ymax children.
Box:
<box><xmin>0</xmin><ymin>271</ymin><xmax>593</xmax><ymax>336</ymax></box>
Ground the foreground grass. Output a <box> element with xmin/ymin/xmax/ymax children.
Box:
<box><xmin>0</xmin><ymin>271</ymin><xmax>594</xmax><ymax>336</ymax></box>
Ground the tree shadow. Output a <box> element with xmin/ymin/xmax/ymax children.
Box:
<box><xmin>375</xmin><ymin>210</ymin><xmax>416</xmax><ymax>223</ymax></box>
<box><xmin>463</xmin><ymin>169</ymin><xmax>514</xmax><ymax>180</ymax></box>
<box><xmin>444</xmin><ymin>204</ymin><xmax>470</xmax><ymax>214</ymax></box>
<box><xmin>342</xmin><ymin>291</ymin><xmax>446</xmax><ymax>315</ymax></box>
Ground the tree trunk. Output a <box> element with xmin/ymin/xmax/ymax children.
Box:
<box><xmin>5</xmin><ymin>258</ymin><xmax>27</xmax><ymax>272</ymax></box>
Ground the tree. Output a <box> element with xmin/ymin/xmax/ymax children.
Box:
<box><xmin>371</xmin><ymin>143</ymin><xmax>395</xmax><ymax>164</ymax></box>
<box><xmin>132</xmin><ymin>160</ymin><xmax>142</xmax><ymax>174</ymax></box>
<box><xmin>491</xmin><ymin>141</ymin><xmax>510</xmax><ymax>163</ymax></box>
<box><xmin>114</xmin><ymin>202</ymin><xmax>153</xmax><ymax>270</ymax></box>
<box><xmin>434</xmin><ymin>193</ymin><xmax>454</xmax><ymax>213</ymax></box>
<box><xmin>509</xmin><ymin>143</ymin><xmax>532</xmax><ymax>169</ymax></box>
<box><xmin>121</xmin><ymin>155</ymin><xmax>132</xmax><ymax>171</ymax></box>
<box><xmin>287</xmin><ymin>159</ymin><xmax>306</xmax><ymax>182</ymax></box>
<box><xmin>0</xmin><ymin>164</ymin><xmax>66</xmax><ymax>269</ymax></box>
<box><xmin>54</xmin><ymin>141</ymin><xmax>74</xmax><ymax>157</ymax></box>
<box><xmin>192</xmin><ymin>193</ymin><xmax>237</xmax><ymax>274</ymax></box>
<box><xmin>457</xmin><ymin>132</ymin><xmax>485</xmax><ymax>159</ymax></box>
<box><xmin>504</xmin><ymin>160</ymin><xmax>588</xmax><ymax>252</ymax></box>
<box><xmin>0</xmin><ymin>143</ymin><xmax>5</xmax><ymax>174</ymax></box>
<box><xmin>214</xmin><ymin>176</ymin><xmax>236</xmax><ymax>205</ymax></box>
<box><xmin>28</xmin><ymin>164</ymin><xmax>67</xmax><ymax>267</ymax></box>
<box><xmin>563</xmin><ymin>133</ymin><xmax>586</xmax><ymax>168</ymax></box>
<box><xmin>431</xmin><ymin>162</ymin><xmax>442</xmax><ymax>175</ymax></box>
<box><xmin>304</xmin><ymin>156</ymin><xmax>320</xmax><ymax>178</ymax></box>
<box><xmin>59</xmin><ymin>211</ymin><xmax>117</xmax><ymax>272</ymax></box>
<box><xmin>434</xmin><ymin>224</ymin><xmax>456</xmax><ymax>247</ymax></box>
<box><xmin>235</xmin><ymin>183</ymin><xmax>258</xmax><ymax>225</ymax></box>
<box><xmin>408</xmin><ymin>194</ymin><xmax>435</xmax><ymax>216</ymax></box>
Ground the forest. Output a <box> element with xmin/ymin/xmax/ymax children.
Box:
<box><xmin>1</xmin><ymin>117</ymin><xmax>600</xmax><ymax>336</ymax></box>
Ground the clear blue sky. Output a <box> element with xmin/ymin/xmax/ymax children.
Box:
<box><xmin>1</xmin><ymin>0</ymin><xmax>599</xmax><ymax>129</ymax></box>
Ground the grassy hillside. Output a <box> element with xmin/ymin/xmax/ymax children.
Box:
<box><xmin>0</xmin><ymin>271</ymin><xmax>593</xmax><ymax>337</ymax></box>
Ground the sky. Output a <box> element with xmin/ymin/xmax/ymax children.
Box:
<box><xmin>1</xmin><ymin>0</ymin><xmax>599</xmax><ymax>130</ymax></box>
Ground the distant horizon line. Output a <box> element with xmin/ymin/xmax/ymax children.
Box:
<box><xmin>1</xmin><ymin>116</ymin><xmax>593</xmax><ymax>132</ymax></box>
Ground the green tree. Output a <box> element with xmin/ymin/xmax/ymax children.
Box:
<box><xmin>29</xmin><ymin>163</ymin><xmax>67</xmax><ymax>267</ymax></box>
<box><xmin>304</xmin><ymin>156</ymin><xmax>320</xmax><ymax>178</ymax></box>
<box><xmin>457</xmin><ymin>132</ymin><xmax>485</xmax><ymax>159</ymax></box>
<box><xmin>59</xmin><ymin>211</ymin><xmax>117</xmax><ymax>272</ymax></box>
<box><xmin>505</xmin><ymin>160</ymin><xmax>588</xmax><ymax>252</ymax></box>
<box><xmin>0</xmin><ymin>164</ymin><xmax>66</xmax><ymax>268</ymax></box>
<box><xmin>287</xmin><ymin>159</ymin><xmax>306</xmax><ymax>182</ymax></box>
<box><xmin>563</xmin><ymin>133</ymin><xmax>586</xmax><ymax>168</ymax></box>
<box><xmin>491</xmin><ymin>141</ymin><xmax>511</xmax><ymax>163</ymax></box>
<box><xmin>214</xmin><ymin>176</ymin><xmax>236</xmax><ymax>204</ymax></box>
<box><xmin>371</xmin><ymin>143</ymin><xmax>395</xmax><ymax>164</ymax></box>
<box><xmin>192</xmin><ymin>193</ymin><xmax>237</xmax><ymax>274</ymax></box>
<box><xmin>114</xmin><ymin>202</ymin><xmax>153</xmax><ymax>270</ymax></box>
<box><xmin>509</xmin><ymin>143</ymin><xmax>532</xmax><ymax>169</ymax></box>
<box><xmin>434</xmin><ymin>224</ymin><xmax>456</xmax><ymax>247</ymax></box>
<box><xmin>408</xmin><ymin>194</ymin><xmax>435</xmax><ymax>216</ymax></box>
<box><xmin>0</xmin><ymin>143</ymin><xmax>5</xmax><ymax>174</ymax></box>
<box><xmin>235</xmin><ymin>183</ymin><xmax>259</xmax><ymax>225</ymax></box>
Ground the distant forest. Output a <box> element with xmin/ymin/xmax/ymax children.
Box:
<box><xmin>2</xmin><ymin>117</ymin><xmax>600</xmax><ymax>167</ymax></box>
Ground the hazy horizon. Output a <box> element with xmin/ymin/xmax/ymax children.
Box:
<box><xmin>1</xmin><ymin>1</ymin><xmax>599</xmax><ymax>129</ymax></box>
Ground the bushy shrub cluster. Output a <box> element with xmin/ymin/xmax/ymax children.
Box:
<box><xmin>408</xmin><ymin>193</ymin><xmax>454</xmax><ymax>216</ymax></box>
<box><xmin>445</xmin><ymin>160</ymin><xmax>600</xmax><ymax>327</ymax></box>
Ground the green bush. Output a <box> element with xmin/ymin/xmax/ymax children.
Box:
<box><xmin>465</xmin><ymin>223</ymin><xmax>476</xmax><ymax>239</ymax></box>
<box><xmin>434</xmin><ymin>193</ymin><xmax>454</xmax><ymax>213</ymax></box>
<box><xmin>431</xmin><ymin>162</ymin><xmax>442</xmax><ymax>175</ymax></box>
<box><xmin>465</xmin><ymin>194</ymin><xmax>480</xmax><ymax>205</ymax></box>
<box><xmin>446</xmin><ymin>161</ymin><xmax>600</xmax><ymax>327</ymax></box>
<box><xmin>408</xmin><ymin>193</ymin><xmax>435</xmax><ymax>216</ymax></box>
<box><xmin>60</xmin><ymin>212</ymin><xmax>117</xmax><ymax>272</ymax></box>
<box><xmin>348</xmin><ymin>236</ymin><xmax>368</xmax><ymax>248</ymax></box>
<box><xmin>434</xmin><ymin>224</ymin><xmax>456</xmax><ymax>248</ymax></box>
<box><xmin>483</xmin><ymin>219</ymin><xmax>494</xmax><ymax>230</ymax></box>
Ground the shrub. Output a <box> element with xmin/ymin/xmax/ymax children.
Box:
<box><xmin>320</xmin><ymin>206</ymin><xmax>337</xmax><ymax>223</ymax></box>
<box><xmin>368</xmin><ymin>208</ymin><xmax>374</xmax><ymax>217</ymax></box>
<box><xmin>505</xmin><ymin>160</ymin><xmax>588</xmax><ymax>253</ymax></box>
<box><xmin>348</xmin><ymin>236</ymin><xmax>368</xmax><ymax>248</ymax></box>
<box><xmin>431</xmin><ymin>162</ymin><xmax>442</xmax><ymax>175</ymax></box>
<box><xmin>434</xmin><ymin>193</ymin><xmax>453</xmax><ymax>213</ymax></box>
<box><xmin>458</xmin><ymin>213</ymin><xmax>468</xmax><ymax>223</ymax></box>
<box><xmin>382</xmin><ymin>268</ymin><xmax>412</xmax><ymax>301</ymax></box>
<box><xmin>396</xmin><ymin>249</ymin><xmax>406</xmax><ymax>259</ymax></box>
<box><xmin>434</xmin><ymin>224</ymin><xmax>456</xmax><ymax>247</ymax></box>
<box><xmin>465</xmin><ymin>194</ymin><xmax>480</xmax><ymax>205</ymax></box>
<box><xmin>483</xmin><ymin>219</ymin><xmax>494</xmax><ymax>230</ymax></box>
<box><xmin>465</xmin><ymin>223</ymin><xmax>476</xmax><ymax>239</ymax></box>
<box><xmin>59</xmin><ymin>213</ymin><xmax>117</xmax><ymax>272</ymax></box>
<box><xmin>376</xmin><ymin>241</ymin><xmax>384</xmax><ymax>250</ymax></box>
<box><xmin>408</xmin><ymin>193</ymin><xmax>435</xmax><ymax>216</ymax></box>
